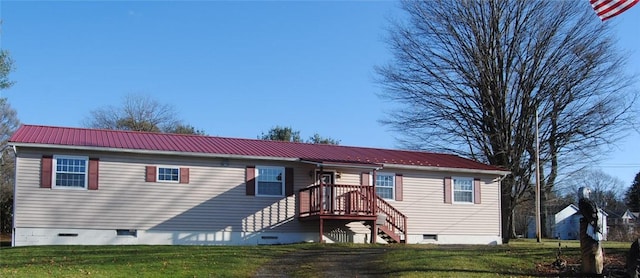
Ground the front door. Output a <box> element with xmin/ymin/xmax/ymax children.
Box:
<box><xmin>318</xmin><ymin>172</ymin><xmax>335</xmax><ymax>212</ymax></box>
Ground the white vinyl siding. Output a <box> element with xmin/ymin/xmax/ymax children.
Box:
<box><xmin>52</xmin><ymin>155</ymin><xmax>88</xmax><ymax>189</ymax></box>
<box><xmin>14</xmin><ymin>151</ymin><xmax>319</xmax><ymax>235</ymax></box>
<box><xmin>387</xmin><ymin>170</ymin><xmax>500</xmax><ymax>236</ymax></box>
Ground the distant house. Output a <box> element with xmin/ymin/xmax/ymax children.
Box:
<box><xmin>608</xmin><ymin>209</ymin><xmax>639</xmax><ymax>237</ymax></box>
<box><xmin>532</xmin><ymin>204</ymin><xmax>609</xmax><ymax>240</ymax></box>
<box><xmin>9</xmin><ymin>125</ymin><xmax>509</xmax><ymax>246</ymax></box>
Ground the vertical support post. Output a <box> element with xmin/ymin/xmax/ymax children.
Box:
<box><xmin>371</xmin><ymin>220</ymin><xmax>377</xmax><ymax>244</ymax></box>
<box><xmin>372</xmin><ymin>169</ymin><xmax>377</xmax><ymax>215</ymax></box>
<box><xmin>319</xmin><ymin>218</ymin><xmax>324</xmax><ymax>243</ymax></box>
<box><xmin>372</xmin><ymin>169</ymin><xmax>378</xmax><ymax>244</ymax></box>
<box><xmin>535</xmin><ymin>110</ymin><xmax>542</xmax><ymax>242</ymax></box>
<box><xmin>318</xmin><ymin>167</ymin><xmax>324</xmax><ymax>214</ymax></box>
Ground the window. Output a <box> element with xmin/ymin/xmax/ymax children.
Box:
<box><xmin>453</xmin><ymin>177</ymin><xmax>473</xmax><ymax>203</ymax></box>
<box><xmin>53</xmin><ymin>155</ymin><xmax>88</xmax><ymax>189</ymax></box>
<box><xmin>375</xmin><ymin>173</ymin><xmax>395</xmax><ymax>200</ymax></box>
<box><xmin>158</xmin><ymin>167</ymin><xmax>179</xmax><ymax>182</ymax></box>
<box><xmin>256</xmin><ymin>166</ymin><xmax>284</xmax><ymax>196</ymax></box>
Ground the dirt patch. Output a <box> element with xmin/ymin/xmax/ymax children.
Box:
<box><xmin>254</xmin><ymin>247</ymin><xmax>389</xmax><ymax>278</ymax></box>
<box><xmin>535</xmin><ymin>252</ymin><xmax>627</xmax><ymax>277</ymax></box>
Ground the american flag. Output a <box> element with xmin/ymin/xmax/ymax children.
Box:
<box><xmin>590</xmin><ymin>0</ymin><xmax>639</xmax><ymax>21</ymax></box>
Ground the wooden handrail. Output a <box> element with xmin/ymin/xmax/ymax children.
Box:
<box><xmin>299</xmin><ymin>184</ymin><xmax>407</xmax><ymax>243</ymax></box>
<box><xmin>376</xmin><ymin>196</ymin><xmax>408</xmax><ymax>242</ymax></box>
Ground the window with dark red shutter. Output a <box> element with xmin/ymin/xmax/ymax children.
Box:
<box><xmin>41</xmin><ymin>156</ymin><xmax>53</xmax><ymax>188</ymax></box>
<box><xmin>88</xmin><ymin>158</ymin><xmax>99</xmax><ymax>190</ymax></box>
<box><xmin>246</xmin><ymin>166</ymin><xmax>255</xmax><ymax>196</ymax></box>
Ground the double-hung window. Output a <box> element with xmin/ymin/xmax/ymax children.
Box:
<box><xmin>53</xmin><ymin>155</ymin><xmax>88</xmax><ymax>189</ymax></box>
<box><xmin>158</xmin><ymin>167</ymin><xmax>180</xmax><ymax>182</ymax></box>
<box><xmin>256</xmin><ymin>166</ymin><xmax>284</xmax><ymax>196</ymax></box>
<box><xmin>453</xmin><ymin>177</ymin><xmax>474</xmax><ymax>203</ymax></box>
<box><xmin>375</xmin><ymin>173</ymin><xmax>395</xmax><ymax>200</ymax></box>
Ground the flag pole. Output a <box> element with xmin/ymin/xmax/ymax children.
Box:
<box><xmin>535</xmin><ymin>110</ymin><xmax>542</xmax><ymax>242</ymax></box>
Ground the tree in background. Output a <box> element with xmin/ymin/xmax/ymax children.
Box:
<box><xmin>376</xmin><ymin>0</ymin><xmax>635</xmax><ymax>242</ymax></box>
<box><xmin>0</xmin><ymin>51</ymin><xmax>14</xmax><ymax>90</ymax></box>
<box><xmin>307</xmin><ymin>133</ymin><xmax>340</xmax><ymax>145</ymax></box>
<box><xmin>259</xmin><ymin>126</ymin><xmax>340</xmax><ymax>145</ymax></box>
<box><xmin>85</xmin><ymin>94</ymin><xmax>205</xmax><ymax>135</ymax></box>
<box><xmin>560</xmin><ymin>169</ymin><xmax>627</xmax><ymax>212</ymax></box>
<box><xmin>0</xmin><ymin>99</ymin><xmax>19</xmax><ymax>235</ymax></box>
<box><xmin>0</xmin><ymin>51</ymin><xmax>19</xmax><ymax>236</ymax></box>
<box><xmin>259</xmin><ymin>126</ymin><xmax>302</xmax><ymax>142</ymax></box>
<box><xmin>626</xmin><ymin>171</ymin><xmax>640</xmax><ymax>212</ymax></box>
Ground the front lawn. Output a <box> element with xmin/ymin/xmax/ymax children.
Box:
<box><xmin>0</xmin><ymin>239</ymin><xmax>631</xmax><ymax>277</ymax></box>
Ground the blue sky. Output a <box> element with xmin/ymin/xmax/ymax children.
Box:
<box><xmin>1</xmin><ymin>1</ymin><xmax>639</xmax><ymax>187</ymax></box>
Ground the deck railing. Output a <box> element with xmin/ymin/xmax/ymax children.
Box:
<box><xmin>299</xmin><ymin>183</ymin><xmax>407</xmax><ymax>243</ymax></box>
<box><xmin>299</xmin><ymin>184</ymin><xmax>376</xmax><ymax>217</ymax></box>
<box><xmin>376</xmin><ymin>196</ymin><xmax>408</xmax><ymax>242</ymax></box>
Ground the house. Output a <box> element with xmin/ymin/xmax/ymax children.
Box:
<box><xmin>9</xmin><ymin>124</ymin><xmax>510</xmax><ymax>246</ymax></box>
<box><xmin>539</xmin><ymin>204</ymin><xmax>609</xmax><ymax>240</ymax></box>
<box><xmin>607</xmin><ymin>209</ymin><xmax>639</xmax><ymax>238</ymax></box>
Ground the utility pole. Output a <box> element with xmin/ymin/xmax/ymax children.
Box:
<box><xmin>535</xmin><ymin>110</ymin><xmax>542</xmax><ymax>243</ymax></box>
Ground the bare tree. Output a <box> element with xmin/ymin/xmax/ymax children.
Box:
<box><xmin>377</xmin><ymin>0</ymin><xmax>636</xmax><ymax>242</ymax></box>
<box><xmin>559</xmin><ymin>169</ymin><xmax>626</xmax><ymax>211</ymax></box>
<box><xmin>85</xmin><ymin>94</ymin><xmax>205</xmax><ymax>134</ymax></box>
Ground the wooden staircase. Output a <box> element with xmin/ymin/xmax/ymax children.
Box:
<box><xmin>372</xmin><ymin>195</ymin><xmax>407</xmax><ymax>243</ymax></box>
<box><xmin>299</xmin><ymin>184</ymin><xmax>407</xmax><ymax>244</ymax></box>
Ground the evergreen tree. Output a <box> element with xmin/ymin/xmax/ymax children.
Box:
<box><xmin>625</xmin><ymin>171</ymin><xmax>640</xmax><ymax>212</ymax></box>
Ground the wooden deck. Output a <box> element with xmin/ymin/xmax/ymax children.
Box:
<box><xmin>298</xmin><ymin>184</ymin><xmax>407</xmax><ymax>243</ymax></box>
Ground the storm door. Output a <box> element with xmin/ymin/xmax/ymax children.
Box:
<box><xmin>318</xmin><ymin>172</ymin><xmax>335</xmax><ymax>212</ymax></box>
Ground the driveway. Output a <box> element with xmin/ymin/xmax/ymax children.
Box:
<box><xmin>254</xmin><ymin>247</ymin><xmax>390</xmax><ymax>278</ymax></box>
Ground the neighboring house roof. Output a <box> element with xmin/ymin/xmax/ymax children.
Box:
<box><xmin>557</xmin><ymin>204</ymin><xmax>609</xmax><ymax>218</ymax></box>
<box><xmin>9</xmin><ymin>125</ymin><xmax>510</xmax><ymax>174</ymax></box>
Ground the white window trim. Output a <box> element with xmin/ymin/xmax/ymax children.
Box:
<box><xmin>255</xmin><ymin>166</ymin><xmax>285</xmax><ymax>197</ymax></box>
<box><xmin>52</xmin><ymin>155</ymin><xmax>89</xmax><ymax>190</ymax></box>
<box><xmin>374</xmin><ymin>172</ymin><xmax>395</xmax><ymax>201</ymax></box>
<box><xmin>156</xmin><ymin>166</ymin><xmax>180</xmax><ymax>183</ymax></box>
<box><xmin>452</xmin><ymin>176</ymin><xmax>474</xmax><ymax>204</ymax></box>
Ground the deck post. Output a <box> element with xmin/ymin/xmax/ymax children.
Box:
<box><xmin>319</xmin><ymin>218</ymin><xmax>324</xmax><ymax>243</ymax></box>
<box><xmin>372</xmin><ymin>169</ymin><xmax>377</xmax><ymax>244</ymax></box>
<box><xmin>372</xmin><ymin>220</ymin><xmax>377</xmax><ymax>244</ymax></box>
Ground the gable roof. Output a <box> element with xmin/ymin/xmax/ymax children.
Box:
<box><xmin>9</xmin><ymin>125</ymin><xmax>509</xmax><ymax>174</ymax></box>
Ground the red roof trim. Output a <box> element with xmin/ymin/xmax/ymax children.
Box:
<box><xmin>9</xmin><ymin>124</ymin><xmax>507</xmax><ymax>172</ymax></box>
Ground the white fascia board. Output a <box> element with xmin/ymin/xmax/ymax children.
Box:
<box><xmin>382</xmin><ymin>163</ymin><xmax>511</xmax><ymax>176</ymax></box>
<box><xmin>10</xmin><ymin>143</ymin><xmax>299</xmax><ymax>162</ymax></box>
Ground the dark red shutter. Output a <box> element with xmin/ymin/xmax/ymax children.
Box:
<box><xmin>395</xmin><ymin>174</ymin><xmax>403</xmax><ymax>201</ymax></box>
<box><xmin>474</xmin><ymin>178</ymin><xmax>481</xmax><ymax>204</ymax></box>
<box><xmin>41</xmin><ymin>156</ymin><xmax>53</xmax><ymax>188</ymax></box>
<box><xmin>246</xmin><ymin>166</ymin><xmax>255</xmax><ymax>196</ymax></box>
<box><xmin>146</xmin><ymin>166</ymin><xmax>156</xmax><ymax>182</ymax></box>
<box><xmin>361</xmin><ymin>172</ymin><xmax>369</xmax><ymax>186</ymax></box>
<box><xmin>88</xmin><ymin>158</ymin><xmax>99</xmax><ymax>190</ymax></box>
<box><xmin>179</xmin><ymin>168</ymin><xmax>190</xmax><ymax>184</ymax></box>
<box><xmin>444</xmin><ymin>177</ymin><xmax>452</xmax><ymax>204</ymax></box>
<box><xmin>285</xmin><ymin>167</ymin><xmax>294</xmax><ymax>196</ymax></box>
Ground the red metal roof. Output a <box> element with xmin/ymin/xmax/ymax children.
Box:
<box><xmin>9</xmin><ymin>124</ymin><xmax>506</xmax><ymax>172</ymax></box>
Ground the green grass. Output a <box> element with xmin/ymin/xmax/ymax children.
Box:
<box><xmin>0</xmin><ymin>239</ymin><xmax>631</xmax><ymax>277</ymax></box>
